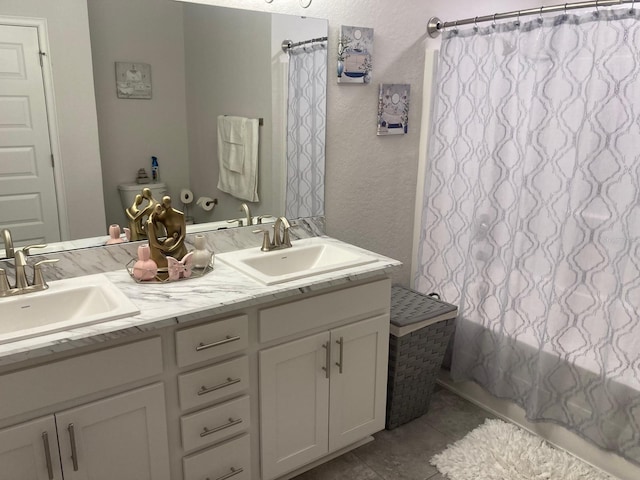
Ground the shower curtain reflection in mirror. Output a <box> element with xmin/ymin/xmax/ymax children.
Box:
<box><xmin>416</xmin><ymin>9</ymin><xmax>640</xmax><ymax>465</ymax></box>
<box><xmin>284</xmin><ymin>41</ymin><xmax>327</xmax><ymax>219</ymax></box>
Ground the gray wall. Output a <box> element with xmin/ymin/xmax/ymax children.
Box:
<box><xmin>183</xmin><ymin>5</ymin><xmax>272</xmax><ymax>223</ymax></box>
<box><xmin>1</xmin><ymin>0</ymin><xmax>105</xmax><ymax>240</ymax></box>
<box><xmin>88</xmin><ymin>0</ymin><xmax>190</xmax><ymax>228</ymax></box>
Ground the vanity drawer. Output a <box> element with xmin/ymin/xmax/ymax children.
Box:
<box><xmin>259</xmin><ymin>278</ymin><xmax>391</xmax><ymax>343</ymax></box>
<box><xmin>178</xmin><ymin>356</ymin><xmax>249</xmax><ymax>411</ymax></box>
<box><xmin>176</xmin><ymin>315</ymin><xmax>248</xmax><ymax>368</ymax></box>
<box><xmin>181</xmin><ymin>395</ymin><xmax>250</xmax><ymax>452</ymax></box>
<box><xmin>183</xmin><ymin>433</ymin><xmax>251</xmax><ymax>480</ymax></box>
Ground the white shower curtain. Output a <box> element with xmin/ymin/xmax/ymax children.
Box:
<box><xmin>285</xmin><ymin>43</ymin><xmax>327</xmax><ymax>219</ymax></box>
<box><xmin>416</xmin><ymin>9</ymin><xmax>640</xmax><ymax>463</ymax></box>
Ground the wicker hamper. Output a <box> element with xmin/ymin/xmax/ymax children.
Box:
<box><xmin>385</xmin><ymin>285</ymin><xmax>458</xmax><ymax>430</ymax></box>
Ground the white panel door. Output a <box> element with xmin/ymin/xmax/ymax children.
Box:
<box><xmin>56</xmin><ymin>383</ymin><xmax>170</xmax><ymax>480</ymax></box>
<box><xmin>0</xmin><ymin>415</ymin><xmax>62</xmax><ymax>480</ymax></box>
<box><xmin>329</xmin><ymin>314</ymin><xmax>390</xmax><ymax>451</ymax></box>
<box><xmin>260</xmin><ymin>331</ymin><xmax>330</xmax><ymax>480</ymax></box>
<box><xmin>0</xmin><ymin>24</ymin><xmax>59</xmax><ymax>244</ymax></box>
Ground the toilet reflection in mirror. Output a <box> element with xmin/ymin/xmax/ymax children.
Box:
<box><xmin>120</xmin><ymin>183</ymin><xmax>167</xmax><ymax>241</ymax></box>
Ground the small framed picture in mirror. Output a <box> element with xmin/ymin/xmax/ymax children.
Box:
<box><xmin>115</xmin><ymin>62</ymin><xmax>152</xmax><ymax>99</ymax></box>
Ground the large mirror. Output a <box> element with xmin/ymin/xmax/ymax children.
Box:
<box><xmin>0</xmin><ymin>0</ymin><xmax>327</xmax><ymax>258</ymax></box>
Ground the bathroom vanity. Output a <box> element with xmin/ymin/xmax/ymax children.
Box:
<box><xmin>0</xmin><ymin>233</ymin><xmax>400</xmax><ymax>480</ymax></box>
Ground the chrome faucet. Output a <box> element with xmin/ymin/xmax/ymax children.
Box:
<box><xmin>240</xmin><ymin>203</ymin><xmax>253</xmax><ymax>226</ymax></box>
<box><xmin>0</xmin><ymin>238</ymin><xmax>58</xmax><ymax>297</ymax></box>
<box><xmin>253</xmin><ymin>216</ymin><xmax>293</xmax><ymax>252</ymax></box>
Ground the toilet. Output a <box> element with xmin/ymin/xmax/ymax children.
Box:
<box><xmin>117</xmin><ymin>182</ymin><xmax>167</xmax><ymax>212</ymax></box>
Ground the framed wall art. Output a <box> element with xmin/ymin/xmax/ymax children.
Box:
<box><xmin>115</xmin><ymin>62</ymin><xmax>152</xmax><ymax>99</ymax></box>
<box><xmin>377</xmin><ymin>84</ymin><xmax>410</xmax><ymax>135</ymax></box>
<box><xmin>337</xmin><ymin>25</ymin><xmax>373</xmax><ymax>84</ymax></box>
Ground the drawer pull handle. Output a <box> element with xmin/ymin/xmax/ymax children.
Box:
<box><xmin>322</xmin><ymin>341</ymin><xmax>331</xmax><ymax>379</ymax></box>
<box><xmin>196</xmin><ymin>335</ymin><xmax>241</xmax><ymax>352</ymax></box>
<box><xmin>207</xmin><ymin>466</ymin><xmax>244</xmax><ymax>480</ymax></box>
<box><xmin>68</xmin><ymin>423</ymin><xmax>79</xmax><ymax>471</ymax></box>
<box><xmin>335</xmin><ymin>337</ymin><xmax>344</xmax><ymax>374</ymax></box>
<box><xmin>200</xmin><ymin>417</ymin><xmax>243</xmax><ymax>437</ymax></box>
<box><xmin>198</xmin><ymin>377</ymin><xmax>241</xmax><ymax>396</ymax></box>
<box><xmin>42</xmin><ymin>432</ymin><xmax>54</xmax><ymax>480</ymax></box>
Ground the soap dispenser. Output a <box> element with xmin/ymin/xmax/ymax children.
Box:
<box><xmin>192</xmin><ymin>234</ymin><xmax>213</xmax><ymax>269</ymax></box>
<box><xmin>133</xmin><ymin>243</ymin><xmax>158</xmax><ymax>281</ymax></box>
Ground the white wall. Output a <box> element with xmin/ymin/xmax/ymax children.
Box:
<box><xmin>0</xmin><ymin>0</ymin><xmax>106</xmax><ymax>240</ymax></box>
<box><xmin>88</xmin><ymin>0</ymin><xmax>190</xmax><ymax>228</ymax></box>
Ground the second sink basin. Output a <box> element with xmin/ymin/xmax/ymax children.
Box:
<box><xmin>0</xmin><ymin>273</ymin><xmax>140</xmax><ymax>345</ymax></box>
<box><xmin>217</xmin><ymin>238</ymin><xmax>378</xmax><ymax>285</ymax></box>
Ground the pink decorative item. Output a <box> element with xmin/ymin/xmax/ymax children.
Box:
<box><xmin>167</xmin><ymin>252</ymin><xmax>194</xmax><ymax>281</ymax></box>
<box><xmin>133</xmin><ymin>244</ymin><xmax>158</xmax><ymax>281</ymax></box>
<box><xmin>106</xmin><ymin>224</ymin><xmax>124</xmax><ymax>244</ymax></box>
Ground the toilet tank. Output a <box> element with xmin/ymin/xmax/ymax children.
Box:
<box><xmin>118</xmin><ymin>182</ymin><xmax>167</xmax><ymax>211</ymax></box>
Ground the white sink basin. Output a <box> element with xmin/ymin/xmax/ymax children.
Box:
<box><xmin>0</xmin><ymin>273</ymin><xmax>140</xmax><ymax>345</ymax></box>
<box><xmin>217</xmin><ymin>238</ymin><xmax>378</xmax><ymax>285</ymax></box>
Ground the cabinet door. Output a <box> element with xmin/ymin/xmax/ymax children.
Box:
<box><xmin>0</xmin><ymin>415</ymin><xmax>62</xmax><ymax>480</ymax></box>
<box><xmin>56</xmin><ymin>383</ymin><xmax>170</xmax><ymax>480</ymax></box>
<box><xmin>260</xmin><ymin>331</ymin><xmax>330</xmax><ymax>480</ymax></box>
<box><xmin>329</xmin><ymin>314</ymin><xmax>390</xmax><ymax>451</ymax></box>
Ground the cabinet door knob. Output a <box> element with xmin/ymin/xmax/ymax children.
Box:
<box><xmin>322</xmin><ymin>341</ymin><xmax>331</xmax><ymax>379</ymax></box>
<box><xmin>335</xmin><ymin>337</ymin><xmax>344</xmax><ymax>374</ymax></box>
<box><xmin>200</xmin><ymin>417</ymin><xmax>243</xmax><ymax>437</ymax></box>
<box><xmin>196</xmin><ymin>335</ymin><xmax>241</xmax><ymax>352</ymax></box>
<box><xmin>207</xmin><ymin>466</ymin><xmax>244</xmax><ymax>480</ymax></box>
<box><xmin>41</xmin><ymin>431</ymin><xmax>54</xmax><ymax>480</ymax></box>
<box><xmin>198</xmin><ymin>377</ymin><xmax>241</xmax><ymax>396</ymax></box>
<box><xmin>68</xmin><ymin>423</ymin><xmax>79</xmax><ymax>471</ymax></box>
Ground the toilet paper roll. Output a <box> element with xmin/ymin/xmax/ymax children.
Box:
<box><xmin>180</xmin><ymin>188</ymin><xmax>194</xmax><ymax>204</ymax></box>
<box><xmin>196</xmin><ymin>196</ymin><xmax>216</xmax><ymax>211</ymax></box>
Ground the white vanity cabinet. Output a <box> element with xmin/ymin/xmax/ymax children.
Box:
<box><xmin>0</xmin><ymin>383</ymin><xmax>169</xmax><ymax>480</ymax></box>
<box><xmin>0</xmin><ymin>416</ymin><xmax>61</xmax><ymax>480</ymax></box>
<box><xmin>175</xmin><ymin>314</ymin><xmax>252</xmax><ymax>480</ymax></box>
<box><xmin>0</xmin><ymin>338</ymin><xmax>169</xmax><ymax>480</ymax></box>
<box><xmin>259</xmin><ymin>279</ymin><xmax>391</xmax><ymax>480</ymax></box>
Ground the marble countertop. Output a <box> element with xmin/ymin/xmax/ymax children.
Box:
<box><xmin>0</xmin><ymin>236</ymin><xmax>401</xmax><ymax>367</ymax></box>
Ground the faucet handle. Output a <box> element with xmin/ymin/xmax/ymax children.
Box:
<box><xmin>253</xmin><ymin>229</ymin><xmax>272</xmax><ymax>252</ymax></box>
<box><xmin>0</xmin><ymin>268</ymin><xmax>9</xmax><ymax>294</ymax></box>
<box><xmin>32</xmin><ymin>259</ymin><xmax>59</xmax><ymax>288</ymax></box>
<box><xmin>227</xmin><ymin>219</ymin><xmax>244</xmax><ymax>227</ymax></box>
<box><xmin>257</xmin><ymin>215</ymin><xmax>273</xmax><ymax>224</ymax></box>
<box><xmin>22</xmin><ymin>244</ymin><xmax>48</xmax><ymax>255</ymax></box>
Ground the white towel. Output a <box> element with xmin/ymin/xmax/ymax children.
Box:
<box><xmin>219</xmin><ymin>115</ymin><xmax>245</xmax><ymax>173</ymax></box>
<box><xmin>217</xmin><ymin>115</ymin><xmax>259</xmax><ymax>202</ymax></box>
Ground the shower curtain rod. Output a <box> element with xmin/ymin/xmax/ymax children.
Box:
<box><xmin>427</xmin><ymin>0</ymin><xmax>634</xmax><ymax>37</ymax></box>
<box><xmin>281</xmin><ymin>36</ymin><xmax>328</xmax><ymax>53</ymax></box>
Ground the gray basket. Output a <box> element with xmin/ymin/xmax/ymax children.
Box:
<box><xmin>386</xmin><ymin>285</ymin><xmax>457</xmax><ymax>430</ymax></box>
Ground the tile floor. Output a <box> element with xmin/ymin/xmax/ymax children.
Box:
<box><xmin>293</xmin><ymin>386</ymin><xmax>496</xmax><ymax>480</ymax></box>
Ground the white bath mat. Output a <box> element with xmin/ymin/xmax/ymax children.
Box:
<box><xmin>431</xmin><ymin>419</ymin><xmax>613</xmax><ymax>480</ymax></box>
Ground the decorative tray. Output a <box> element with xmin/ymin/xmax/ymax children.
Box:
<box><xmin>125</xmin><ymin>254</ymin><xmax>214</xmax><ymax>284</ymax></box>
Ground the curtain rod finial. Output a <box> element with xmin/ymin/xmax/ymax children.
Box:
<box><xmin>428</xmin><ymin>17</ymin><xmax>442</xmax><ymax>38</ymax></box>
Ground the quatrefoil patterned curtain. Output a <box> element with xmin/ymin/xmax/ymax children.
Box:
<box><xmin>285</xmin><ymin>43</ymin><xmax>327</xmax><ymax>219</ymax></box>
<box><xmin>416</xmin><ymin>9</ymin><xmax>640</xmax><ymax>463</ymax></box>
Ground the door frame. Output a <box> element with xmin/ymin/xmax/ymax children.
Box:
<box><xmin>0</xmin><ymin>15</ymin><xmax>69</xmax><ymax>240</ymax></box>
